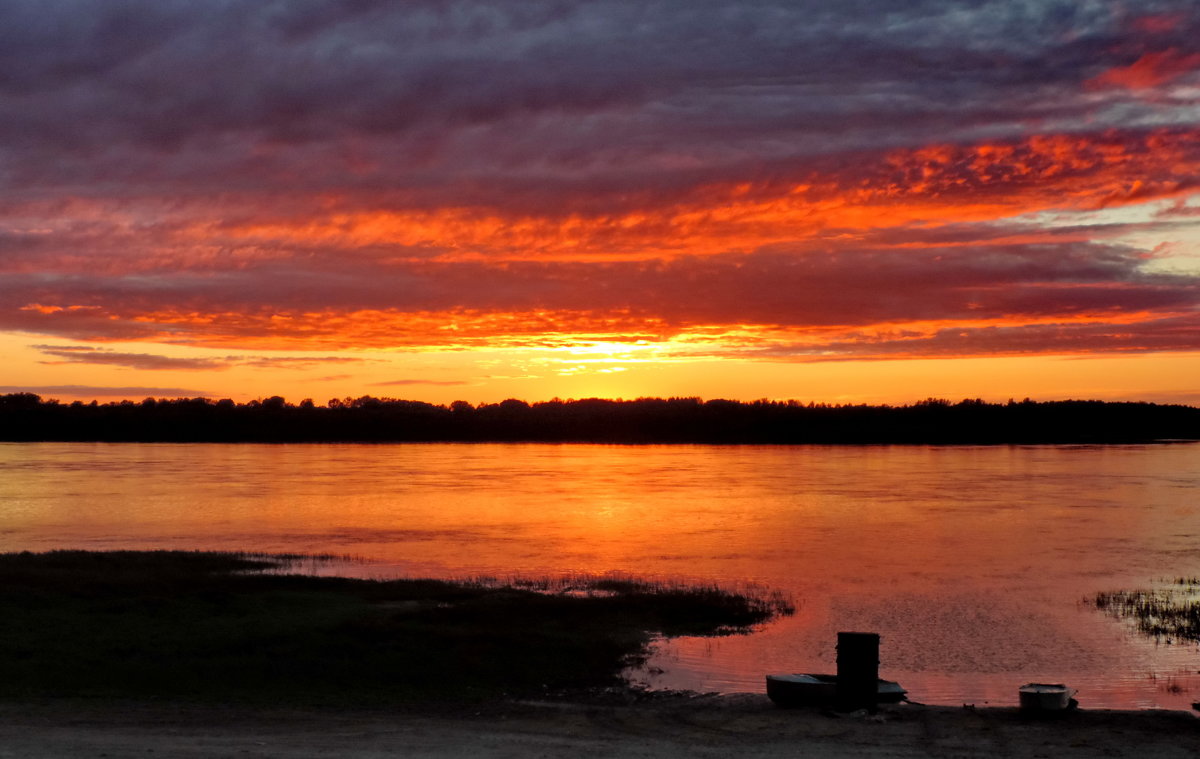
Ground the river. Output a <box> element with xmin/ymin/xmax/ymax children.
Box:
<box><xmin>1</xmin><ymin>441</ymin><xmax>1198</xmax><ymax>709</ymax></box>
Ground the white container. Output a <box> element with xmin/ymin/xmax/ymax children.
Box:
<box><xmin>1018</xmin><ymin>683</ymin><xmax>1076</xmax><ymax>711</ymax></box>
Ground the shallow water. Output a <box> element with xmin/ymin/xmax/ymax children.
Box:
<box><xmin>1</xmin><ymin>441</ymin><xmax>1198</xmax><ymax>709</ymax></box>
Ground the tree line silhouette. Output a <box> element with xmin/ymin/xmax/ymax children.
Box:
<box><xmin>1</xmin><ymin>393</ymin><xmax>1197</xmax><ymax>444</ymax></box>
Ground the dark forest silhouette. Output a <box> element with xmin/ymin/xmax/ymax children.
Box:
<box><xmin>1</xmin><ymin>393</ymin><xmax>1197</xmax><ymax>444</ymax></box>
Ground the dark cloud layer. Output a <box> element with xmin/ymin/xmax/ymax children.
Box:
<box><xmin>30</xmin><ymin>345</ymin><xmax>369</xmax><ymax>371</ymax></box>
<box><xmin>6</xmin><ymin>231</ymin><xmax>1196</xmax><ymax>358</ymax></box>
<box><xmin>3</xmin><ymin>1</ymin><xmax>1198</xmax><ymax>204</ymax></box>
<box><xmin>749</xmin><ymin>312</ymin><xmax>1200</xmax><ymax>362</ymax></box>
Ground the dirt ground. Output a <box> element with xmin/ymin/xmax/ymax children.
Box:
<box><xmin>0</xmin><ymin>694</ymin><xmax>1197</xmax><ymax>759</ymax></box>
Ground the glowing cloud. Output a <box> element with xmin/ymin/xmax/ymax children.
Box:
<box><xmin>1087</xmin><ymin>49</ymin><xmax>1200</xmax><ymax>90</ymax></box>
<box><xmin>1</xmin><ymin>1</ymin><xmax>1199</xmax><ymax>403</ymax></box>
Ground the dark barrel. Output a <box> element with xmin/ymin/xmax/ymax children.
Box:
<box><xmin>835</xmin><ymin>631</ymin><xmax>880</xmax><ymax>711</ymax></box>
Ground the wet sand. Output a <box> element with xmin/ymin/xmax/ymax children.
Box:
<box><xmin>1</xmin><ymin>695</ymin><xmax>1196</xmax><ymax>759</ymax></box>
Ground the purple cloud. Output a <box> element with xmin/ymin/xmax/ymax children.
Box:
<box><xmin>741</xmin><ymin>312</ymin><xmax>1200</xmax><ymax>362</ymax></box>
<box><xmin>2</xmin><ymin>1</ymin><xmax>1197</xmax><ymax>208</ymax></box>
<box><xmin>30</xmin><ymin>345</ymin><xmax>371</xmax><ymax>371</ymax></box>
<box><xmin>34</xmin><ymin>346</ymin><xmax>231</xmax><ymax>370</ymax></box>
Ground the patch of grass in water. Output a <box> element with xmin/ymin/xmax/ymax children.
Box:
<box><xmin>1093</xmin><ymin>578</ymin><xmax>1200</xmax><ymax>644</ymax></box>
<box><xmin>471</xmin><ymin>573</ymin><xmax>793</xmax><ymax>636</ymax></box>
<box><xmin>0</xmin><ymin>551</ymin><xmax>792</xmax><ymax>706</ymax></box>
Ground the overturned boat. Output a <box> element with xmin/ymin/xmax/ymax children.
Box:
<box><xmin>765</xmin><ymin>673</ymin><xmax>907</xmax><ymax>708</ymax></box>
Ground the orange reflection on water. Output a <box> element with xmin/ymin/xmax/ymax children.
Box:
<box><xmin>1</xmin><ymin>442</ymin><xmax>1198</xmax><ymax>709</ymax></box>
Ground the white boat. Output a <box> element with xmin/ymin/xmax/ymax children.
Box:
<box><xmin>765</xmin><ymin>673</ymin><xmax>906</xmax><ymax>708</ymax></box>
<box><xmin>1018</xmin><ymin>683</ymin><xmax>1077</xmax><ymax>712</ymax></box>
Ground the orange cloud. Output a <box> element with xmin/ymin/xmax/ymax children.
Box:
<box><xmin>109</xmin><ymin>307</ymin><xmax>669</xmax><ymax>351</ymax></box>
<box><xmin>16</xmin><ymin>296</ymin><xmax>1193</xmax><ymax>364</ymax></box>
<box><xmin>188</xmin><ymin>129</ymin><xmax>1200</xmax><ymax>264</ymax></box>
<box><xmin>1086</xmin><ymin>48</ymin><xmax>1200</xmax><ymax>90</ymax></box>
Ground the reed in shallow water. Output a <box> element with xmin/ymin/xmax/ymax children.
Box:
<box><xmin>1093</xmin><ymin>579</ymin><xmax>1200</xmax><ymax>643</ymax></box>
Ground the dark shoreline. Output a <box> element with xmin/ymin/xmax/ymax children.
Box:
<box><xmin>0</xmin><ymin>550</ymin><xmax>792</xmax><ymax>706</ymax></box>
<box><xmin>3</xmin><ymin>394</ymin><xmax>1198</xmax><ymax>444</ymax></box>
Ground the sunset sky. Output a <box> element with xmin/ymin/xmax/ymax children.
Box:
<box><xmin>3</xmin><ymin>1</ymin><xmax>1200</xmax><ymax>406</ymax></box>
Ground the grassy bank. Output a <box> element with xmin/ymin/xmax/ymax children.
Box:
<box><xmin>0</xmin><ymin>551</ymin><xmax>791</xmax><ymax>705</ymax></box>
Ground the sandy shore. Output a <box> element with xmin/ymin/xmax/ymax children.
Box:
<box><xmin>1</xmin><ymin>695</ymin><xmax>1196</xmax><ymax>759</ymax></box>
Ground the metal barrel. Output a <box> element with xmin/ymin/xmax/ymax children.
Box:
<box><xmin>835</xmin><ymin>631</ymin><xmax>880</xmax><ymax>712</ymax></box>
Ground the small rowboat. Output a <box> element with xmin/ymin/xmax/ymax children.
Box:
<box><xmin>765</xmin><ymin>673</ymin><xmax>907</xmax><ymax>708</ymax></box>
<box><xmin>1018</xmin><ymin>683</ymin><xmax>1077</xmax><ymax>712</ymax></box>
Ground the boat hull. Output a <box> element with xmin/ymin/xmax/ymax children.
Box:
<box><xmin>765</xmin><ymin>674</ymin><xmax>906</xmax><ymax>708</ymax></box>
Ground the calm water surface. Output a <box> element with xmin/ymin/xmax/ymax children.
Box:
<box><xmin>2</xmin><ymin>442</ymin><xmax>1198</xmax><ymax>709</ymax></box>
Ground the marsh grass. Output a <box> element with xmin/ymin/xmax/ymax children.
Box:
<box><xmin>1093</xmin><ymin>579</ymin><xmax>1200</xmax><ymax>644</ymax></box>
<box><xmin>0</xmin><ymin>550</ymin><xmax>792</xmax><ymax>705</ymax></box>
<box><xmin>474</xmin><ymin>573</ymin><xmax>793</xmax><ymax>635</ymax></box>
